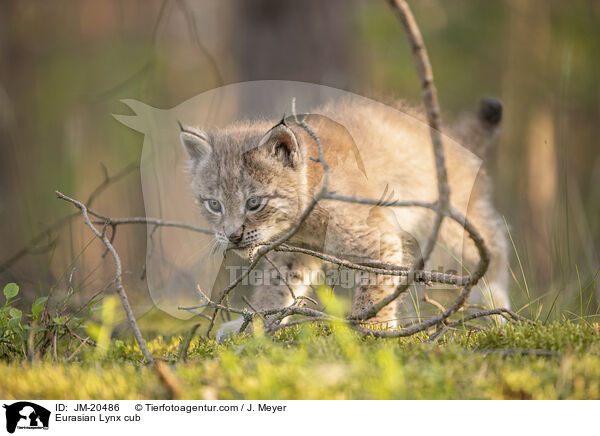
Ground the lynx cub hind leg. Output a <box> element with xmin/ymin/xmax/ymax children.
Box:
<box><xmin>463</xmin><ymin>204</ymin><xmax>510</xmax><ymax>309</ymax></box>
<box><xmin>435</xmin><ymin>193</ymin><xmax>510</xmax><ymax>310</ymax></box>
<box><xmin>352</xmin><ymin>237</ymin><xmax>404</xmax><ymax>329</ymax></box>
<box><xmin>349</xmin><ymin>206</ymin><xmax>406</xmax><ymax>329</ymax></box>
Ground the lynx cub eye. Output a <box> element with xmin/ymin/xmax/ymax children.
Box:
<box><xmin>245</xmin><ymin>196</ymin><xmax>264</xmax><ymax>212</ymax></box>
<box><xmin>204</xmin><ymin>199</ymin><xmax>222</xmax><ymax>214</ymax></box>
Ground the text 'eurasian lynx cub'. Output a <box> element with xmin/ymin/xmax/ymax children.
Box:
<box><xmin>179</xmin><ymin>96</ymin><xmax>509</xmax><ymax>335</ymax></box>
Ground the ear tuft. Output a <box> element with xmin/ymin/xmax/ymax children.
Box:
<box><xmin>179</xmin><ymin>122</ymin><xmax>211</xmax><ymax>162</ymax></box>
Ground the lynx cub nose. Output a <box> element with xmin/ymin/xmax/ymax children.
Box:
<box><xmin>228</xmin><ymin>228</ymin><xmax>244</xmax><ymax>244</ymax></box>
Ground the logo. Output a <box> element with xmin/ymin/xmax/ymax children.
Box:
<box><xmin>3</xmin><ymin>402</ymin><xmax>50</xmax><ymax>433</ymax></box>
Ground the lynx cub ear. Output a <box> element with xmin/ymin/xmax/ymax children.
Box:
<box><xmin>258</xmin><ymin>119</ymin><xmax>300</xmax><ymax>168</ymax></box>
<box><xmin>178</xmin><ymin>121</ymin><xmax>211</xmax><ymax>162</ymax></box>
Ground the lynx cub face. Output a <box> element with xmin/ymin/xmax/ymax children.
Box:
<box><xmin>180</xmin><ymin>120</ymin><xmax>310</xmax><ymax>251</ymax></box>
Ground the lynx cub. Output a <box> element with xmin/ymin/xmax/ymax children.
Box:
<box><xmin>179</xmin><ymin>97</ymin><xmax>509</xmax><ymax>338</ymax></box>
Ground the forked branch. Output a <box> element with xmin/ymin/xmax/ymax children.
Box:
<box><xmin>55</xmin><ymin>191</ymin><xmax>154</xmax><ymax>363</ymax></box>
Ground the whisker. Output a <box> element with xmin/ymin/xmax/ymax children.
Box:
<box><xmin>211</xmin><ymin>241</ymin><xmax>219</xmax><ymax>257</ymax></box>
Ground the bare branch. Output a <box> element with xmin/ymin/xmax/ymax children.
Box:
<box><xmin>352</xmin><ymin>0</ymin><xmax>454</xmax><ymax>323</ymax></box>
<box><xmin>90</xmin><ymin>215</ymin><xmax>212</xmax><ymax>234</ymax></box>
<box><xmin>274</xmin><ymin>243</ymin><xmax>470</xmax><ymax>287</ymax></box>
<box><xmin>386</xmin><ymin>0</ymin><xmax>449</xmax><ymax>206</ymax></box>
<box><xmin>55</xmin><ymin>191</ymin><xmax>154</xmax><ymax>363</ymax></box>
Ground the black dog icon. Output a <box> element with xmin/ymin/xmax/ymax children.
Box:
<box><xmin>3</xmin><ymin>402</ymin><xmax>50</xmax><ymax>433</ymax></box>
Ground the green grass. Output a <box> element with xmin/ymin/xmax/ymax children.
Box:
<box><xmin>1</xmin><ymin>320</ymin><xmax>598</xmax><ymax>400</ymax></box>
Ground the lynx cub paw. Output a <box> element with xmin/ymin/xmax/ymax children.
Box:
<box><xmin>216</xmin><ymin>318</ymin><xmax>249</xmax><ymax>343</ymax></box>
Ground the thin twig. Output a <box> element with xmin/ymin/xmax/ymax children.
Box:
<box><xmin>473</xmin><ymin>348</ymin><xmax>560</xmax><ymax>358</ymax></box>
<box><xmin>264</xmin><ymin>254</ymin><xmax>296</xmax><ymax>300</ymax></box>
<box><xmin>0</xmin><ymin>162</ymin><xmax>139</xmax><ymax>273</ymax></box>
<box><xmin>241</xmin><ymin>296</ymin><xmax>263</xmax><ymax>319</ymax></box>
<box><xmin>179</xmin><ymin>323</ymin><xmax>202</xmax><ymax>362</ymax></box>
<box><xmin>423</xmin><ymin>293</ymin><xmax>446</xmax><ymax>313</ymax></box>
<box><xmin>91</xmin><ymin>215</ymin><xmax>211</xmax><ymax>234</ymax></box>
<box><xmin>154</xmin><ymin>361</ymin><xmax>183</xmax><ymax>399</ymax></box>
<box><xmin>66</xmin><ymin>337</ymin><xmax>90</xmax><ymax>362</ymax></box>
<box><xmin>427</xmin><ymin>308</ymin><xmax>535</xmax><ymax>342</ymax></box>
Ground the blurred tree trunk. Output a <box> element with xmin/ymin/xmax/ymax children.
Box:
<box><xmin>228</xmin><ymin>0</ymin><xmax>356</xmax><ymax>88</ymax></box>
<box><xmin>500</xmin><ymin>0</ymin><xmax>557</xmax><ymax>282</ymax></box>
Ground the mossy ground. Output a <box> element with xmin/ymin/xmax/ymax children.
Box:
<box><xmin>1</xmin><ymin>321</ymin><xmax>599</xmax><ymax>400</ymax></box>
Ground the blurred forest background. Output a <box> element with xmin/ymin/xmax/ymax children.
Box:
<box><xmin>0</xmin><ymin>0</ymin><xmax>598</xmax><ymax>325</ymax></box>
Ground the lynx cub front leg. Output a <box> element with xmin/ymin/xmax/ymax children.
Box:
<box><xmin>250</xmin><ymin>252</ymin><xmax>320</xmax><ymax>330</ymax></box>
<box><xmin>351</xmin><ymin>210</ymin><xmax>406</xmax><ymax>330</ymax></box>
<box><xmin>216</xmin><ymin>253</ymin><xmax>319</xmax><ymax>341</ymax></box>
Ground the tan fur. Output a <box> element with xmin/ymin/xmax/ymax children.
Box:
<box><xmin>181</xmin><ymin>96</ymin><xmax>509</xmax><ymax>332</ymax></box>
